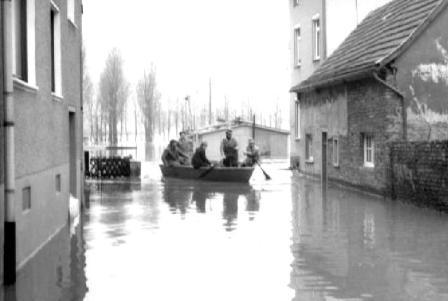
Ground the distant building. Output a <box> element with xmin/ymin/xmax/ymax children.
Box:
<box><xmin>289</xmin><ymin>0</ymin><xmax>392</xmax><ymax>168</ymax></box>
<box><xmin>289</xmin><ymin>0</ymin><xmax>448</xmax><ymax>193</ymax></box>
<box><xmin>0</xmin><ymin>0</ymin><xmax>83</xmax><ymax>283</ymax></box>
<box><xmin>196</xmin><ymin>120</ymin><xmax>289</xmax><ymax>162</ymax></box>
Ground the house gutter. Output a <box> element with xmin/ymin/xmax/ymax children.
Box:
<box><xmin>372</xmin><ymin>72</ymin><xmax>407</xmax><ymax>140</ymax></box>
<box><xmin>2</xmin><ymin>0</ymin><xmax>16</xmax><ymax>285</ymax></box>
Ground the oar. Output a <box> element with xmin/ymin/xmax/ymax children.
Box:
<box><xmin>199</xmin><ymin>164</ymin><xmax>216</xmax><ymax>178</ymax></box>
<box><xmin>256</xmin><ymin>161</ymin><xmax>271</xmax><ymax>180</ymax></box>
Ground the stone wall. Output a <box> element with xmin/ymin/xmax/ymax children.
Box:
<box><xmin>388</xmin><ymin>141</ymin><xmax>448</xmax><ymax>211</ymax></box>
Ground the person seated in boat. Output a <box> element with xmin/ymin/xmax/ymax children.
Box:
<box><xmin>191</xmin><ymin>141</ymin><xmax>211</xmax><ymax>169</ymax></box>
<box><xmin>161</xmin><ymin>140</ymin><xmax>188</xmax><ymax>167</ymax></box>
<box><xmin>242</xmin><ymin>138</ymin><xmax>260</xmax><ymax>167</ymax></box>
<box><xmin>220</xmin><ymin>129</ymin><xmax>239</xmax><ymax>167</ymax></box>
<box><xmin>178</xmin><ymin>131</ymin><xmax>193</xmax><ymax>165</ymax></box>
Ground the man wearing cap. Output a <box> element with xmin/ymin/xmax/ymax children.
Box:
<box><xmin>220</xmin><ymin>129</ymin><xmax>239</xmax><ymax>167</ymax></box>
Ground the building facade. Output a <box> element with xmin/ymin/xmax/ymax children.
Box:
<box><xmin>290</xmin><ymin>0</ymin><xmax>448</xmax><ymax>194</ymax></box>
<box><xmin>1</xmin><ymin>0</ymin><xmax>83</xmax><ymax>283</ymax></box>
<box><xmin>289</xmin><ymin>0</ymin><xmax>392</xmax><ymax>168</ymax></box>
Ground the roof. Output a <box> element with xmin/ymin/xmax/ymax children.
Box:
<box><xmin>291</xmin><ymin>0</ymin><xmax>448</xmax><ymax>93</ymax></box>
<box><xmin>196</xmin><ymin>121</ymin><xmax>290</xmax><ymax>136</ymax></box>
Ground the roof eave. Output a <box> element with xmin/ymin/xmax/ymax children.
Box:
<box><xmin>290</xmin><ymin>67</ymin><xmax>376</xmax><ymax>94</ymax></box>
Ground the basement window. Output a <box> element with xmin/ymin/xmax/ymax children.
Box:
<box><xmin>55</xmin><ymin>174</ymin><xmax>61</xmax><ymax>193</ymax></box>
<box><xmin>22</xmin><ymin>186</ymin><xmax>31</xmax><ymax>211</ymax></box>
<box><xmin>363</xmin><ymin>134</ymin><xmax>374</xmax><ymax>168</ymax></box>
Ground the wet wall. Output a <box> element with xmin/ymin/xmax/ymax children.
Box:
<box><xmin>396</xmin><ymin>6</ymin><xmax>448</xmax><ymax>141</ymax></box>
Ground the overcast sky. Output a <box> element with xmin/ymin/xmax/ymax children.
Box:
<box><xmin>83</xmin><ymin>0</ymin><xmax>290</xmax><ymax>122</ymax></box>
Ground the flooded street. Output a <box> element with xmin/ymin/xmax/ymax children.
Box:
<box><xmin>3</xmin><ymin>162</ymin><xmax>448</xmax><ymax>300</ymax></box>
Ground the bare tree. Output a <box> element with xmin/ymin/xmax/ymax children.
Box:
<box><xmin>137</xmin><ymin>64</ymin><xmax>161</xmax><ymax>160</ymax></box>
<box><xmin>98</xmin><ymin>48</ymin><xmax>129</xmax><ymax>146</ymax></box>
<box><xmin>82</xmin><ymin>48</ymin><xmax>95</xmax><ymax>142</ymax></box>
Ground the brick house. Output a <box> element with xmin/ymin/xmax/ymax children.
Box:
<box><xmin>0</xmin><ymin>0</ymin><xmax>83</xmax><ymax>283</ymax></box>
<box><xmin>290</xmin><ymin>0</ymin><xmax>448</xmax><ymax>194</ymax></box>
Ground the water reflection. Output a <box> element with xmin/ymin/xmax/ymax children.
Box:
<box><xmin>1</xmin><ymin>220</ymin><xmax>87</xmax><ymax>301</ymax></box>
<box><xmin>290</xmin><ymin>176</ymin><xmax>448</xmax><ymax>301</ymax></box>
<box><xmin>161</xmin><ymin>178</ymin><xmax>260</xmax><ymax>231</ymax></box>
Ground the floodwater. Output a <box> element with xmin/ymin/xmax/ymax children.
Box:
<box><xmin>2</xmin><ymin>162</ymin><xmax>448</xmax><ymax>301</ymax></box>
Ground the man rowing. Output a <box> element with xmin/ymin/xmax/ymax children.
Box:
<box><xmin>242</xmin><ymin>138</ymin><xmax>260</xmax><ymax>167</ymax></box>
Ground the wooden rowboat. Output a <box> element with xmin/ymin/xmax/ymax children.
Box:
<box><xmin>159</xmin><ymin>165</ymin><xmax>254</xmax><ymax>183</ymax></box>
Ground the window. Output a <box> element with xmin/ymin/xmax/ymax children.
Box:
<box><xmin>50</xmin><ymin>2</ymin><xmax>61</xmax><ymax>95</ymax></box>
<box><xmin>305</xmin><ymin>134</ymin><xmax>313</xmax><ymax>161</ymax></box>
<box><xmin>363</xmin><ymin>134</ymin><xmax>374</xmax><ymax>167</ymax></box>
<box><xmin>12</xmin><ymin>0</ymin><xmax>28</xmax><ymax>81</ymax></box>
<box><xmin>12</xmin><ymin>0</ymin><xmax>36</xmax><ymax>86</ymax></box>
<box><xmin>55</xmin><ymin>174</ymin><xmax>61</xmax><ymax>192</ymax></box>
<box><xmin>294</xmin><ymin>26</ymin><xmax>301</xmax><ymax>66</ymax></box>
<box><xmin>22</xmin><ymin>186</ymin><xmax>31</xmax><ymax>211</ymax></box>
<box><xmin>333</xmin><ymin>137</ymin><xmax>339</xmax><ymax>166</ymax></box>
<box><xmin>67</xmin><ymin>0</ymin><xmax>75</xmax><ymax>24</ymax></box>
<box><xmin>295</xmin><ymin>100</ymin><xmax>301</xmax><ymax>139</ymax></box>
<box><xmin>312</xmin><ymin>16</ymin><xmax>321</xmax><ymax>61</ymax></box>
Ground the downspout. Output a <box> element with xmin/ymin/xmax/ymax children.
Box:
<box><xmin>372</xmin><ymin>72</ymin><xmax>407</xmax><ymax>141</ymax></box>
<box><xmin>2</xmin><ymin>0</ymin><xmax>16</xmax><ymax>284</ymax></box>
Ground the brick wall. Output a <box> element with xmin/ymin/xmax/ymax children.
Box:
<box><xmin>297</xmin><ymin>78</ymin><xmax>404</xmax><ymax>194</ymax></box>
<box><xmin>389</xmin><ymin>141</ymin><xmax>448</xmax><ymax>211</ymax></box>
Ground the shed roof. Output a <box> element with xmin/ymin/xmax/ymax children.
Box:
<box><xmin>197</xmin><ymin>121</ymin><xmax>290</xmax><ymax>136</ymax></box>
<box><xmin>291</xmin><ymin>0</ymin><xmax>448</xmax><ymax>93</ymax></box>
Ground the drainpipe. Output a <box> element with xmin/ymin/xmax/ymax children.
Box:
<box><xmin>2</xmin><ymin>0</ymin><xmax>16</xmax><ymax>284</ymax></box>
<box><xmin>372</xmin><ymin>72</ymin><xmax>407</xmax><ymax>141</ymax></box>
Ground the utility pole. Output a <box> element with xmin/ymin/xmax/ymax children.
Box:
<box><xmin>209</xmin><ymin>77</ymin><xmax>212</xmax><ymax>125</ymax></box>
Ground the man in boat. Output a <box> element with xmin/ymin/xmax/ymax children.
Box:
<box><xmin>191</xmin><ymin>141</ymin><xmax>211</xmax><ymax>169</ymax></box>
<box><xmin>242</xmin><ymin>138</ymin><xmax>260</xmax><ymax>167</ymax></box>
<box><xmin>178</xmin><ymin>131</ymin><xmax>193</xmax><ymax>165</ymax></box>
<box><xmin>220</xmin><ymin>129</ymin><xmax>239</xmax><ymax>167</ymax></box>
<box><xmin>161</xmin><ymin>140</ymin><xmax>189</xmax><ymax>167</ymax></box>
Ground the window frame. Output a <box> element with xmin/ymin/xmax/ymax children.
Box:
<box><xmin>67</xmin><ymin>0</ymin><xmax>76</xmax><ymax>25</ymax></box>
<box><xmin>50</xmin><ymin>1</ymin><xmax>62</xmax><ymax>97</ymax></box>
<box><xmin>293</xmin><ymin>25</ymin><xmax>301</xmax><ymax>67</ymax></box>
<box><xmin>312</xmin><ymin>15</ymin><xmax>321</xmax><ymax>61</ymax></box>
<box><xmin>11</xmin><ymin>0</ymin><xmax>36</xmax><ymax>87</ymax></box>
<box><xmin>363</xmin><ymin>134</ymin><xmax>374</xmax><ymax>168</ymax></box>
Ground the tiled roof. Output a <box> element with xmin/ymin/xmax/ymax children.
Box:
<box><xmin>291</xmin><ymin>0</ymin><xmax>448</xmax><ymax>92</ymax></box>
